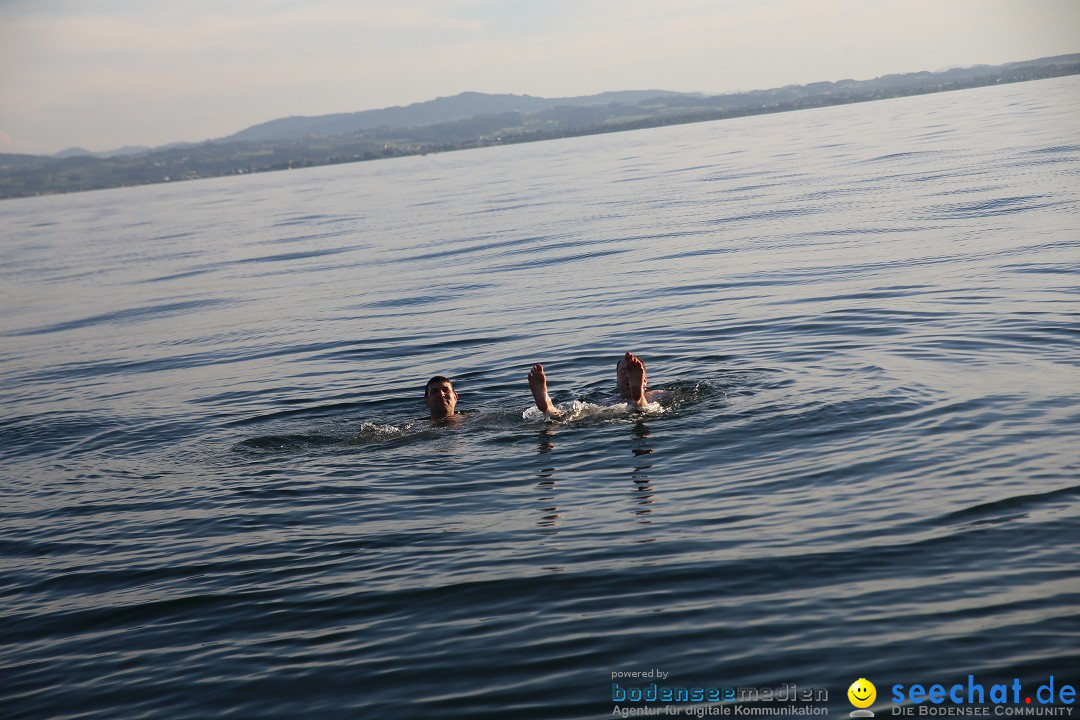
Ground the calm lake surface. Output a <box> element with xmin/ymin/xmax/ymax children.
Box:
<box><xmin>2</xmin><ymin>77</ymin><xmax>1078</xmax><ymax>719</ymax></box>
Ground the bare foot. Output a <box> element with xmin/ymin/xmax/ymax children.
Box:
<box><xmin>528</xmin><ymin>363</ymin><xmax>561</xmax><ymax>416</ymax></box>
<box><xmin>623</xmin><ymin>352</ymin><xmax>647</xmax><ymax>409</ymax></box>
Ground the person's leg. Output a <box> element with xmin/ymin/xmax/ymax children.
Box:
<box><xmin>528</xmin><ymin>363</ymin><xmax>562</xmax><ymax>416</ymax></box>
<box><xmin>622</xmin><ymin>352</ymin><xmax>647</xmax><ymax>409</ymax></box>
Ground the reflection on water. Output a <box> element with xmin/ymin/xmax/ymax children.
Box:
<box><xmin>535</xmin><ymin>426</ymin><xmax>558</xmax><ymax>454</ymax></box>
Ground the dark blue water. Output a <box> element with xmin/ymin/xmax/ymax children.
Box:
<box><xmin>2</xmin><ymin>77</ymin><xmax>1078</xmax><ymax>719</ymax></box>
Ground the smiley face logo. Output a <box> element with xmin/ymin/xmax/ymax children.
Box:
<box><xmin>848</xmin><ymin>678</ymin><xmax>876</xmax><ymax>709</ymax></box>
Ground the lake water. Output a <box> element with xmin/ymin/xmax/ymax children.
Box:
<box><xmin>2</xmin><ymin>76</ymin><xmax>1078</xmax><ymax>719</ymax></box>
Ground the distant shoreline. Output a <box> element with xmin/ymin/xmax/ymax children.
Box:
<box><xmin>2</xmin><ymin>56</ymin><xmax>1077</xmax><ymax>201</ymax></box>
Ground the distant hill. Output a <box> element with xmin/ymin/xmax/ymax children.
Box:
<box><xmin>0</xmin><ymin>153</ymin><xmax>60</xmax><ymax>169</ymax></box>
<box><xmin>53</xmin><ymin>147</ymin><xmax>96</xmax><ymax>158</ymax></box>
<box><xmin>221</xmin><ymin>90</ymin><xmax>700</xmax><ymax>143</ymax></box>
<box><xmin>51</xmin><ymin>144</ymin><xmax>187</xmax><ymax>159</ymax></box>
<box><xmin>217</xmin><ymin>54</ymin><xmax>1080</xmax><ymax>146</ymax></box>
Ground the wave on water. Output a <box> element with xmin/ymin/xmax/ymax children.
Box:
<box><xmin>236</xmin><ymin>416</ymin><xmax>478</xmax><ymax>454</ymax></box>
<box><xmin>522</xmin><ymin>380</ymin><xmax>720</xmax><ymax>422</ymax></box>
<box><xmin>234</xmin><ymin>432</ymin><xmax>345</xmax><ymax>452</ymax></box>
<box><xmin>522</xmin><ymin>399</ymin><xmax>663</xmax><ymax>422</ymax></box>
<box><xmin>356</xmin><ymin>420</ymin><xmax>420</xmax><ymax>442</ymax></box>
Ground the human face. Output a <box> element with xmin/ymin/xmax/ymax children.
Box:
<box><xmin>425</xmin><ymin>380</ymin><xmax>458</xmax><ymax>417</ymax></box>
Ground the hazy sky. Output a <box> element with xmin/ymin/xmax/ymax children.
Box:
<box><xmin>1</xmin><ymin>0</ymin><xmax>1077</xmax><ymax>154</ymax></box>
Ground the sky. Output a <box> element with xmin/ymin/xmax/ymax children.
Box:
<box><xmin>0</xmin><ymin>0</ymin><xmax>1077</xmax><ymax>155</ymax></box>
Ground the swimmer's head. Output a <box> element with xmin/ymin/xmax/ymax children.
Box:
<box><xmin>615</xmin><ymin>356</ymin><xmax>647</xmax><ymax>398</ymax></box>
<box><xmin>424</xmin><ymin>375</ymin><xmax>458</xmax><ymax>418</ymax></box>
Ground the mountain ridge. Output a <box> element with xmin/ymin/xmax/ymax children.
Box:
<box><xmin>219</xmin><ymin>90</ymin><xmax>702</xmax><ymax>143</ymax></box>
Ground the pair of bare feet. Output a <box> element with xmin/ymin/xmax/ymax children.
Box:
<box><xmin>528</xmin><ymin>352</ymin><xmax>649</xmax><ymax>417</ymax></box>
